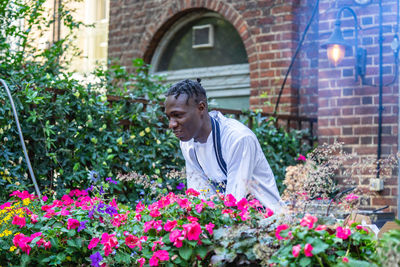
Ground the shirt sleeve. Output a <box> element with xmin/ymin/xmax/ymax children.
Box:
<box><xmin>224</xmin><ymin>135</ymin><xmax>258</xmax><ymax>200</ymax></box>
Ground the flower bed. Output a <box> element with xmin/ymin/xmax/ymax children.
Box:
<box><xmin>0</xmin><ymin>178</ymin><xmax>392</xmax><ymax>266</ymax></box>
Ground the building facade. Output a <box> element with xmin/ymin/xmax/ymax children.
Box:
<box><xmin>108</xmin><ymin>0</ymin><xmax>399</xmax><ymax>215</ymax></box>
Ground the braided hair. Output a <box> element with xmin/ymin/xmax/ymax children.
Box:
<box><xmin>165</xmin><ymin>78</ymin><xmax>207</xmax><ymax>104</ymax></box>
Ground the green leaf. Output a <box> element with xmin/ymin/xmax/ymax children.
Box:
<box><xmin>299</xmin><ymin>257</ymin><xmax>311</xmax><ymax>266</ymax></box>
<box><xmin>195</xmin><ymin>246</ymin><xmax>209</xmax><ymax>259</ymax></box>
<box><xmin>67</xmin><ymin>239</ymin><xmax>76</xmax><ymax>247</ymax></box>
<box><xmin>179</xmin><ymin>245</ymin><xmax>193</xmax><ymax>261</ymax></box>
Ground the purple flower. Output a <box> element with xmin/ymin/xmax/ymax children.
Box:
<box><xmin>88</xmin><ymin>208</ymin><xmax>95</xmax><ymax>218</ymax></box>
<box><xmin>106</xmin><ymin>177</ymin><xmax>118</xmax><ymax>185</ymax></box>
<box><xmin>96</xmin><ymin>203</ymin><xmax>106</xmax><ymax>213</ymax></box>
<box><xmin>105</xmin><ymin>205</ymin><xmax>118</xmax><ymax>216</ymax></box>
<box><xmin>78</xmin><ymin>220</ymin><xmax>88</xmax><ymax>232</ymax></box>
<box><xmin>99</xmin><ymin>186</ymin><xmax>104</xmax><ymax>195</ymax></box>
<box><xmin>176</xmin><ymin>183</ymin><xmax>185</xmax><ymax>190</ymax></box>
<box><xmin>88</xmin><ymin>171</ymin><xmax>99</xmax><ymax>183</ymax></box>
<box><xmin>90</xmin><ymin>251</ymin><xmax>102</xmax><ymax>267</ymax></box>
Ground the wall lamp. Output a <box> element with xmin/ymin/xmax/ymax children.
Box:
<box><xmin>321</xmin><ymin>6</ymin><xmax>366</xmax><ymax>82</ymax></box>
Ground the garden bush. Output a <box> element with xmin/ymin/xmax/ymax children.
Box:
<box><xmin>0</xmin><ymin>0</ymin><xmax>312</xmax><ymax>203</ymax></box>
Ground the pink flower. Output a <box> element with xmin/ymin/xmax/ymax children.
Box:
<box><xmin>221</xmin><ymin>209</ymin><xmax>234</xmax><ymax>214</ymax></box>
<box><xmin>205</xmin><ymin>222</ymin><xmax>215</xmax><ymax>235</ymax></box>
<box><xmin>44</xmin><ymin>241</ymin><xmax>52</xmax><ymax>250</ymax></box>
<box><xmin>151</xmin><ymin>237</ymin><xmax>164</xmax><ymax>251</ymax></box>
<box><xmin>149</xmin><ymin>209</ymin><xmax>161</xmax><ymax>217</ymax></box>
<box><xmin>177</xmin><ymin>198</ymin><xmax>191</xmax><ymax>210</ymax></box>
<box><xmin>169</xmin><ymin>229</ymin><xmax>184</xmax><ymax>248</ymax></box>
<box><xmin>43</xmin><ymin>209</ymin><xmax>56</xmax><ymax>218</ymax></box>
<box><xmin>30</xmin><ymin>214</ymin><xmax>38</xmax><ymax>224</ymax></box>
<box><xmin>67</xmin><ymin>218</ymin><xmax>80</xmax><ymax>230</ymax></box>
<box><xmin>297</xmin><ymin>154</ymin><xmax>306</xmax><ymax>161</ymax></box>
<box><xmin>149</xmin><ymin>250</ymin><xmax>170</xmax><ymax>266</ymax></box>
<box><xmin>237</xmin><ymin>198</ymin><xmax>249</xmax><ymax>211</ymax></box>
<box><xmin>345</xmin><ymin>193</ymin><xmax>359</xmax><ymax>202</ymax></box>
<box><xmin>336</xmin><ymin>226</ymin><xmax>351</xmax><ymax>240</ymax></box>
<box><xmin>88</xmin><ymin>237</ymin><xmax>100</xmax><ymax>249</ymax></box>
<box><xmin>264</xmin><ymin>208</ymin><xmax>274</xmax><ymax>218</ymax></box>
<box><xmin>185</xmin><ymin>188</ymin><xmax>200</xmax><ymax>197</ymax></box>
<box><xmin>195</xmin><ymin>204</ymin><xmax>203</xmax><ymax>213</ymax></box>
<box><xmin>164</xmin><ymin>220</ymin><xmax>177</xmax><ymax>232</ymax></box>
<box><xmin>304</xmin><ymin>243</ymin><xmax>313</xmax><ymax>257</ymax></box>
<box><xmin>125</xmin><ymin>234</ymin><xmax>140</xmax><ymax>249</ymax></box>
<box><xmin>292</xmin><ymin>244</ymin><xmax>301</xmax><ymax>258</ymax></box>
<box><xmin>137</xmin><ymin>258</ymin><xmax>145</xmax><ymax>267</ymax></box>
<box><xmin>182</xmin><ymin>222</ymin><xmax>202</xmax><ymax>241</ymax></box>
<box><xmin>315</xmin><ymin>225</ymin><xmax>327</xmax><ymax>231</ymax></box>
<box><xmin>356</xmin><ymin>225</ymin><xmax>369</xmax><ymax>233</ymax></box>
<box><xmin>239</xmin><ymin>210</ymin><xmax>250</xmax><ymax>221</ymax></box>
<box><xmin>275</xmin><ymin>224</ymin><xmax>290</xmax><ymax>240</ymax></box>
<box><xmin>342</xmin><ymin>257</ymin><xmax>349</xmax><ymax>263</ymax></box>
<box><xmin>300</xmin><ymin>214</ymin><xmax>318</xmax><ymax>229</ymax></box>
<box><xmin>12</xmin><ymin>215</ymin><xmax>26</xmax><ymax>228</ymax></box>
<box><xmin>224</xmin><ymin>194</ymin><xmax>237</xmax><ymax>207</ymax></box>
<box><xmin>42</xmin><ymin>195</ymin><xmax>48</xmax><ymax>202</ymax></box>
<box><xmin>187</xmin><ymin>216</ymin><xmax>198</xmax><ymax>222</ymax></box>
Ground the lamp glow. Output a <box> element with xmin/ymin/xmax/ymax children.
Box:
<box><xmin>327</xmin><ymin>44</ymin><xmax>345</xmax><ymax>66</ymax></box>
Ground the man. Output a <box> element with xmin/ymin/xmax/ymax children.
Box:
<box><xmin>165</xmin><ymin>79</ymin><xmax>283</xmax><ymax>212</ymax></box>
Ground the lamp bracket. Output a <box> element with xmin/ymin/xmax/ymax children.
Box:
<box><xmin>356</xmin><ymin>47</ymin><xmax>367</xmax><ymax>81</ymax></box>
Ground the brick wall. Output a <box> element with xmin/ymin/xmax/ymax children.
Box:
<box><xmin>108</xmin><ymin>0</ymin><xmax>316</xmax><ymax>116</ymax></box>
<box><xmin>318</xmin><ymin>0</ymin><xmax>399</xmax><ymax>213</ymax></box>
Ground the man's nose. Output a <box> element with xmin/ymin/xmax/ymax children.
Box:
<box><xmin>169</xmin><ymin>118</ymin><xmax>178</xmax><ymax>129</ymax></box>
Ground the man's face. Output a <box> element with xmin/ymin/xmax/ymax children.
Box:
<box><xmin>165</xmin><ymin>94</ymin><xmax>204</xmax><ymax>142</ymax></box>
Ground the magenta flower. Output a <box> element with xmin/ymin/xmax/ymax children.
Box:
<box><xmin>137</xmin><ymin>258</ymin><xmax>145</xmax><ymax>267</ymax></box>
<box><xmin>224</xmin><ymin>194</ymin><xmax>237</xmax><ymax>207</ymax></box>
<box><xmin>297</xmin><ymin>154</ymin><xmax>307</xmax><ymax>161</ymax></box>
<box><xmin>315</xmin><ymin>224</ymin><xmax>327</xmax><ymax>231</ymax></box>
<box><xmin>67</xmin><ymin>218</ymin><xmax>80</xmax><ymax>230</ymax></box>
<box><xmin>264</xmin><ymin>208</ymin><xmax>274</xmax><ymax>218</ymax></box>
<box><xmin>300</xmin><ymin>214</ymin><xmax>318</xmax><ymax>229</ymax></box>
<box><xmin>182</xmin><ymin>222</ymin><xmax>202</xmax><ymax>241</ymax></box>
<box><xmin>185</xmin><ymin>188</ymin><xmax>200</xmax><ymax>197</ymax></box>
<box><xmin>275</xmin><ymin>224</ymin><xmax>290</xmax><ymax>240</ymax></box>
<box><xmin>237</xmin><ymin>198</ymin><xmax>249</xmax><ymax>211</ymax></box>
<box><xmin>205</xmin><ymin>222</ymin><xmax>215</xmax><ymax>235</ymax></box>
<box><xmin>30</xmin><ymin>214</ymin><xmax>38</xmax><ymax>224</ymax></box>
<box><xmin>88</xmin><ymin>237</ymin><xmax>100</xmax><ymax>250</ymax></box>
<box><xmin>304</xmin><ymin>243</ymin><xmax>313</xmax><ymax>257</ymax></box>
<box><xmin>125</xmin><ymin>234</ymin><xmax>141</xmax><ymax>249</ymax></box>
<box><xmin>12</xmin><ymin>215</ymin><xmax>26</xmax><ymax>228</ymax></box>
<box><xmin>336</xmin><ymin>226</ymin><xmax>351</xmax><ymax>240</ymax></box>
<box><xmin>292</xmin><ymin>244</ymin><xmax>301</xmax><ymax>258</ymax></box>
<box><xmin>176</xmin><ymin>183</ymin><xmax>185</xmax><ymax>190</ymax></box>
<box><xmin>345</xmin><ymin>193</ymin><xmax>359</xmax><ymax>201</ymax></box>
<box><xmin>342</xmin><ymin>257</ymin><xmax>349</xmax><ymax>263</ymax></box>
<box><xmin>149</xmin><ymin>250</ymin><xmax>169</xmax><ymax>266</ymax></box>
<box><xmin>195</xmin><ymin>203</ymin><xmax>203</xmax><ymax>213</ymax></box>
<box><xmin>169</xmin><ymin>229</ymin><xmax>184</xmax><ymax>248</ymax></box>
<box><xmin>164</xmin><ymin>220</ymin><xmax>177</xmax><ymax>232</ymax></box>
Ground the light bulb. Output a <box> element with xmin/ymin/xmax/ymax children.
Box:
<box><xmin>327</xmin><ymin>44</ymin><xmax>345</xmax><ymax>66</ymax></box>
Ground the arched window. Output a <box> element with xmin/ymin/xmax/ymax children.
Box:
<box><xmin>151</xmin><ymin>12</ymin><xmax>250</xmax><ymax>109</ymax></box>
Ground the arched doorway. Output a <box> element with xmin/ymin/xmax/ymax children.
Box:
<box><xmin>150</xmin><ymin>12</ymin><xmax>250</xmax><ymax>110</ymax></box>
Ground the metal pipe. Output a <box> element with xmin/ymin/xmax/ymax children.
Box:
<box><xmin>0</xmin><ymin>79</ymin><xmax>41</xmax><ymax>198</ymax></box>
<box><xmin>377</xmin><ymin>0</ymin><xmax>383</xmax><ymax>179</ymax></box>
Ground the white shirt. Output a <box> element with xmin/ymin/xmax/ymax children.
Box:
<box><xmin>180</xmin><ymin>111</ymin><xmax>283</xmax><ymax>212</ymax></box>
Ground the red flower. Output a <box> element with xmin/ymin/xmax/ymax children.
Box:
<box><xmin>149</xmin><ymin>250</ymin><xmax>170</xmax><ymax>266</ymax></box>
<box><xmin>275</xmin><ymin>224</ymin><xmax>290</xmax><ymax>240</ymax></box>
<box><xmin>292</xmin><ymin>244</ymin><xmax>301</xmax><ymax>258</ymax></box>
<box><xmin>177</xmin><ymin>198</ymin><xmax>191</xmax><ymax>210</ymax></box>
<box><xmin>304</xmin><ymin>243</ymin><xmax>313</xmax><ymax>257</ymax></box>
<box><xmin>67</xmin><ymin>218</ymin><xmax>80</xmax><ymax>230</ymax></box>
<box><xmin>342</xmin><ymin>257</ymin><xmax>349</xmax><ymax>263</ymax></box>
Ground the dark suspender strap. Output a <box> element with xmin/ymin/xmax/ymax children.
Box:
<box><xmin>211</xmin><ymin>117</ymin><xmax>227</xmax><ymax>176</ymax></box>
<box><xmin>192</xmin><ymin>116</ymin><xmax>228</xmax><ymax>194</ymax></box>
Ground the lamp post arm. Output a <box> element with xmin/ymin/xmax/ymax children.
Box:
<box><xmin>0</xmin><ymin>78</ymin><xmax>41</xmax><ymax>199</ymax></box>
<box><xmin>336</xmin><ymin>7</ymin><xmax>360</xmax><ymax>60</ymax></box>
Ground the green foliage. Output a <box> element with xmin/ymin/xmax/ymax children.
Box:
<box><xmin>376</xmin><ymin>219</ymin><xmax>400</xmax><ymax>266</ymax></box>
<box><xmin>243</xmin><ymin>112</ymin><xmax>314</xmax><ymax>193</ymax></box>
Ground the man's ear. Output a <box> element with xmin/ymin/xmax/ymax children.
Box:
<box><xmin>197</xmin><ymin>100</ymin><xmax>207</xmax><ymax>112</ymax></box>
